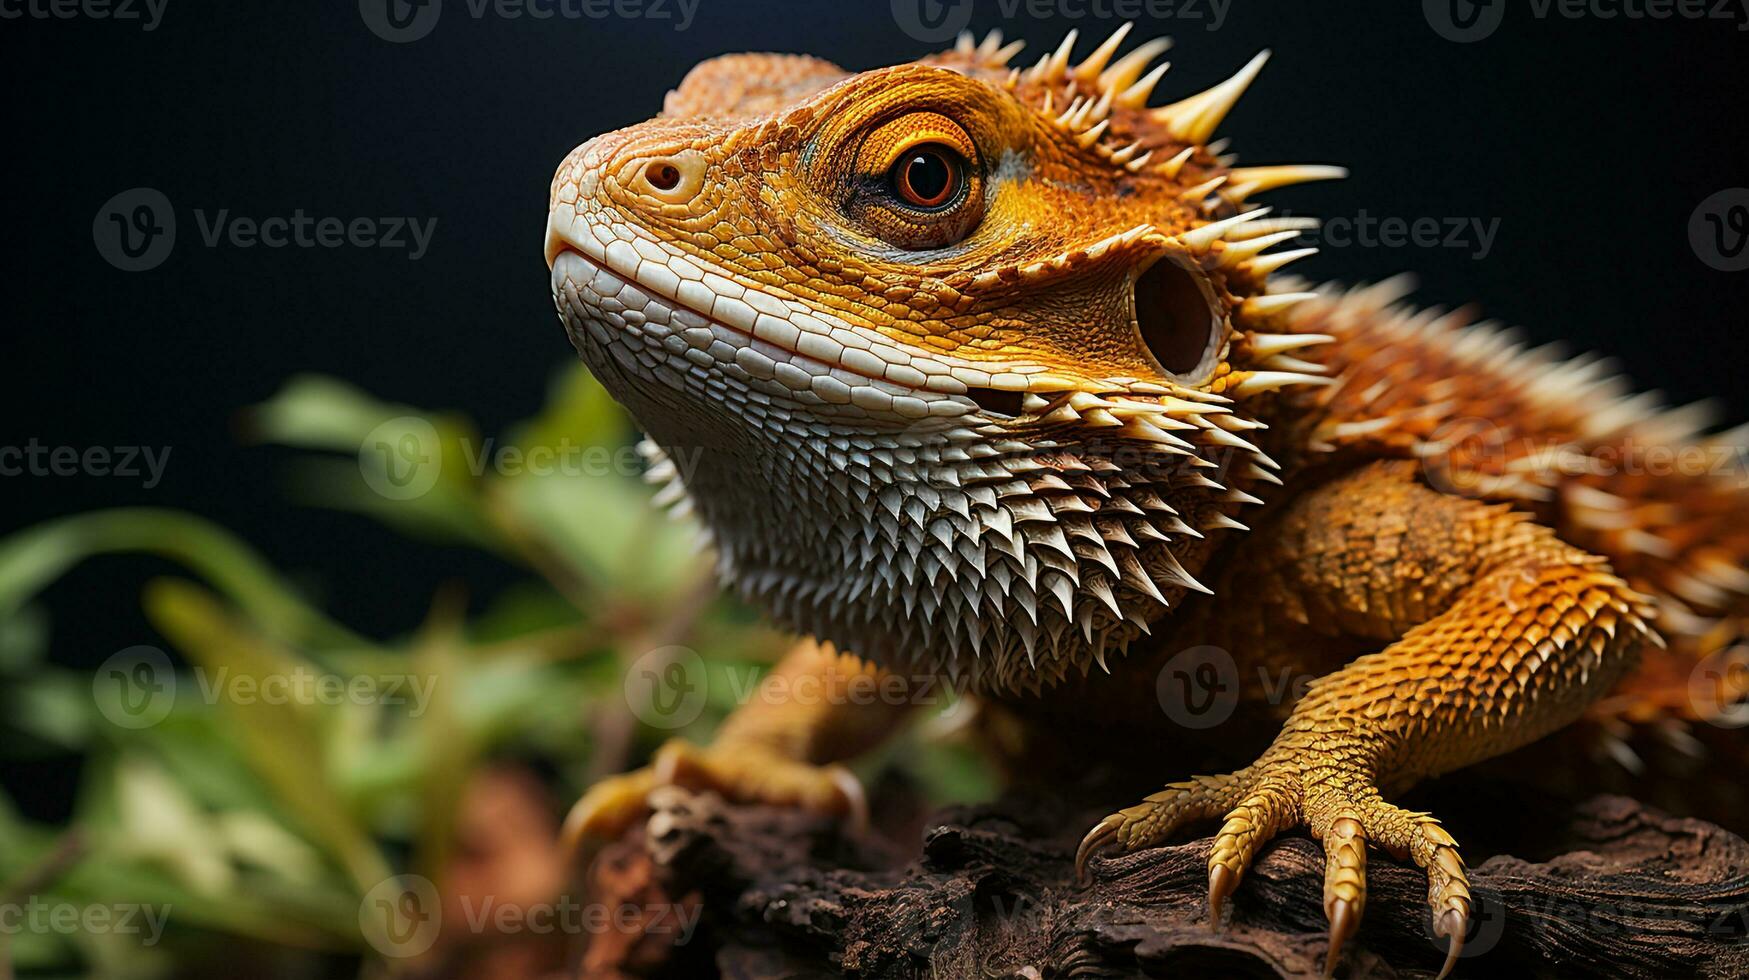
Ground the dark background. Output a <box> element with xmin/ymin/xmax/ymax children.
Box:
<box><xmin>5</xmin><ymin>0</ymin><xmax>1747</xmax><ymax>819</ymax></box>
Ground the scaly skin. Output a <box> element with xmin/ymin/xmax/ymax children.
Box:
<box><xmin>545</xmin><ymin>26</ymin><xmax>1749</xmax><ymax>978</ymax></box>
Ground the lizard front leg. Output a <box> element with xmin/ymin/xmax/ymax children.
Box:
<box><xmin>563</xmin><ymin>639</ymin><xmax>913</xmax><ymax>850</ymax></box>
<box><xmin>1077</xmin><ymin>462</ymin><xmax>1659</xmax><ymax>978</ymax></box>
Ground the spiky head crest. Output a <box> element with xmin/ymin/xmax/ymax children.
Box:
<box><xmin>546</xmin><ymin>26</ymin><xmax>1346</xmax><ymax>693</ymax></box>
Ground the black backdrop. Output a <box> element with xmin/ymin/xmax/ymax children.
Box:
<box><xmin>6</xmin><ymin>0</ymin><xmax>1748</xmax><ymax>818</ymax></box>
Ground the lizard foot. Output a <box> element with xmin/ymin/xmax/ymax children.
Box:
<box><xmin>1076</xmin><ymin>734</ymin><xmax>1472</xmax><ymax>980</ymax></box>
<box><xmin>561</xmin><ymin>738</ymin><xmax>867</xmax><ymax>857</ymax></box>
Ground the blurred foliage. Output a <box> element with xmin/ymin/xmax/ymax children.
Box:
<box><xmin>0</xmin><ymin>364</ymin><xmax>992</xmax><ymax>979</ymax></box>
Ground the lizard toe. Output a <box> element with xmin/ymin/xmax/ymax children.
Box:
<box><xmin>1312</xmin><ymin>808</ymin><xmax>1368</xmax><ymax>978</ymax></box>
<box><xmin>1206</xmin><ymin>776</ymin><xmax>1300</xmax><ymax>924</ymax></box>
<box><xmin>1302</xmin><ymin>787</ymin><xmax>1475</xmax><ymax>979</ymax></box>
<box><xmin>1077</xmin><ymin>771</ymin><xmax>1249</xmax><ymax>885</ymax></box>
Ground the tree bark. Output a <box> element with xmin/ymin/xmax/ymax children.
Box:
<box><xmin>582</xmin><ymin>789</ymin><xmax>1749</xmax><ymax>979</ymax></box>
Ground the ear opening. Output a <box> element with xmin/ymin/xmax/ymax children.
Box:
<box><xmin>1131</xmin><ymin>253</ymin><xmax>1224</xmax><ymax>382</ymax></box>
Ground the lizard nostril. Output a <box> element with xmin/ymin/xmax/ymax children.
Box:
<box><xmin>634</xmin><ymin>152</ymin><xmax>706</xmax><ymax>205</ymax></box>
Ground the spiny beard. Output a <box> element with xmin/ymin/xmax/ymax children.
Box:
<box><xmin>640</xmin><ymin>419</ymin><xmax>1257</xmax><ymax>695</ymax></box>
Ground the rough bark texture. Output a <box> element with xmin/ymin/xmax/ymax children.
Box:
<box><xmin>582</xmin><ymin>789</ymin><xmax>1749</xmax><ymax>979</ymax></box>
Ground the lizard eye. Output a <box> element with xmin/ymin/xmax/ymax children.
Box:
<box><xmin>849</xmin><ymin>113</ymin><xmax>985</xmax><ymax>250</ymax></box>
<box><xmin>889</xmin><ymin>144</ymin><xmax>964</xmax><ymax>210</ymax></box>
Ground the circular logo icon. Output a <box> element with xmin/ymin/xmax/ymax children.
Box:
<box><xmin>1420</xmin><ymin>416</ymin><xmax>1509</xmax><ymax>498</ymax></box>
<box><xmin>360</xmin><ymin>0</ymin><xmax>442</xmax><ymax>43</ymax></box>
<box><xmin>93</xmin><ymin>645</ymin><xmax>176</xmax><ymax>729</ymax></box>
<box><xmin>1690</xmin><ymin>645</ymin><xmax>1749</xmax><ymax>728</ymax></box>
<box><xmin>890</xmin><ymin>0</ymin><xmax>974</xmax><ymax>44</ymax></box>
<box><xmin>1421</xmin><ymin>885</ymin><xmax>1506</xmax><ymax>964</ymax></box>
<box><xmin>360</xmin><ymin>874</ymin><xmax>441</xmax><ymax>958</ymax></box>
<box><xmin>1156</xmin><ymin>645</ymin><xmax>1239</xmax><ymax>730</ymax></box>
<box><xmin>1689</xmin><ymin>188</ymin><xmax>1749</xmax><ymax>272</ymax></box>
<box><xmin>624</xmin><ymin>645</ymin><xmax>709</xmax><ymax>730</ymax></box>
<box><xmin>1423</xmin><ymin>0</ymin><xmax>1504</xmax><ymax>42</ymax></box>
<box><xmin>359</xmin><ymin>416</ymin><xmax>443</xmax><ymax>501</ymax></box>
<box><xmin>93</xmin><ymin>188</ymin><xmax>176</xmax><ymax>272</ymax></box>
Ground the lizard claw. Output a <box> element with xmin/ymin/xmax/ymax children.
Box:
<box><xmin>1324</xmin><ymin>895</ymin><xmax>1360</xmax><ymax>978</ymax></box>
<box><xmin>1207</xmin><ymin>863</ymin><xmax>1238</xmax><ymax>928</ymax></box>
<box><xmin>1078</xmin><ymin>732</ymin><xmax>1474</xmax><ymax>977</ymax></box>
<box><xmin>1075</xmin><ymin>816</ymin><xmax>1120</xmax><ymax>885</ymax></box>
<box><xmin>1434</xmin><ymin>907</ymin><xmax>1468</xmax><ymax>980</ymax></box>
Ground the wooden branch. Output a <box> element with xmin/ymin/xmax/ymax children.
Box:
<box><xmin>583</xmin><ymin>791</ymin><xmax>1749</xmax><ymax>979</ymax></box>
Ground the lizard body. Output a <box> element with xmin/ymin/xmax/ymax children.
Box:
<box><xmin>545</xmin><ymin>27</ymin><xmax>1749</xmax><ymax>977</ymax></box>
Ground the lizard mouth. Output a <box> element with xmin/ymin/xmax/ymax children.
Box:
<box><xmin>546</xmin><ymin>206</ymin><xmax>1001</xmax><ymax>420</ymax></box>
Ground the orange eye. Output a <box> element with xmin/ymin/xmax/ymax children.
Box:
<box><xmin>890</xmin><ymin>144</ymin><xmax>963</xmax><ymax>210</ymax></box>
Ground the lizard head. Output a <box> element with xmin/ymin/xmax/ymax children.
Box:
<box><xmin>546</xmin><ymin>27</ymin><xmax>1344</xmax><ymax>692</ymax></box>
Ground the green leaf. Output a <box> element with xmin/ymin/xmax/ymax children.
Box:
<box><xmin>503</xmin><ymin>364</ymin><xmax>631</xmax><ymax>455</ymax></box>
<box><xmin>142</xmin><ymin>580</ymin><xmax>391</xmax><ymax>896</ymax></box>
<box><xmin>250</xmin><ymin>374</ymin><xmax>501</xmax><ymax>548</ymax></box>
<box><xmin>0</xmin><ymin>509</ymin><xmax>363</xmax><ymax>653</ymax></box>
<box><xmin>496</xmin><ymin>469</ymin><xmax>704</xmax><ymax>602</ymax></box>
<box><xmin>0</xmin><ymin>602</ymin><xmax>48</xmax><ymax>673</ymax></box>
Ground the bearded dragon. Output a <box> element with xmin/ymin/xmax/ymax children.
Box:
<box><xmin>543</xmin><ymin>25</ymin><xmax>1749</xmax><ymax>978</ymax></box>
